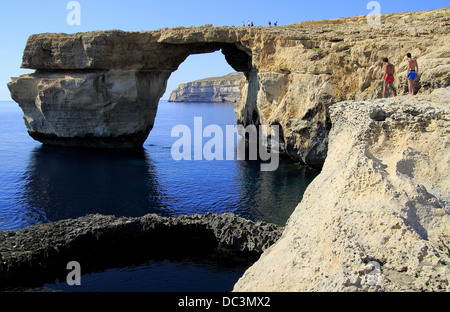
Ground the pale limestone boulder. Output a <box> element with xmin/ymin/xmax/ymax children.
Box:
<box><xmin>234</xmin><ymin>88</ymin><xmax>450</xmax><ymax>292</ymax></box>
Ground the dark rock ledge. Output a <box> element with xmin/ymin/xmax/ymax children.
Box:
<box><xmin>0</xmin><ymin>213</ymin><xmax>282</xmax><ymax>289</ymax></box>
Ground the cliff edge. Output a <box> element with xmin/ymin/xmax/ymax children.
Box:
<box><xmin>168</xmin><ymin>73</ymin><xmax>244</xmax><ymax>102</ymax></box>
<box><xmin>234</xmin><ymin>88</ymin><xmax>450</xmax><ymax>292</ymax></box>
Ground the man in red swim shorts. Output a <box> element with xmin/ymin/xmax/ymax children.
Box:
<box><xmin>383</xmin><ymin>58</ymin><xmax>396</xmax><ymax>97</ymax></box>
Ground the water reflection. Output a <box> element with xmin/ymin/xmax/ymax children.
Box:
<box><xmin>13</xmin><ymin>98</ymin><xmax>321</xmax><ymax>229</ymax></box>
<box><xmin>233</xmin><ymin>156</ymin><xmax>319</xmax><ymax>226</ymax></box>
<box><xmin>19</xmin><ymin>145</ymin><xmax>170</xmax><ymax>225</ymax></box>
<box><xmin>17</xmin><ymin>143</ymin><xmax>319</xmax><ymax>228</ymax></box>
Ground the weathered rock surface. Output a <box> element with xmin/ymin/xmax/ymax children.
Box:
<box><xmin>234</xmin><ymin>88</ymin><xmax>450</xmax><ymax>292</ymax></box>
<box><xmin>8</xmin><ymin>8</ymin><xmax>449</xmax><ymax>166</ymax></box>
<box><xmin>169</xmin><ymin>72</ymin><xmax>244</xmax><ymax>103</ymax></box>
<box><xmin>235</xmin><ymin>9</ymin><xmax>450</xmax><ymax>167</ymax></box>
<box><xmin>8</xmin><ymin>70</ymin><xmax>169</xmax><ymax>148</ymax></box>
<box><xmin>0</xmin><ymin>212</ymin><xmax>282</xmax><ymax>288</ymax></box>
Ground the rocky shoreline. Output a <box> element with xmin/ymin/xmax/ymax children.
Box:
<box><xmin>0</xmin><ymin>213</ymin><xmax>282</xmax><ymax>289</ymax></box>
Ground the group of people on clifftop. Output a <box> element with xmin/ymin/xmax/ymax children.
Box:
<box><xmin>242</xmin><ymin>20</ymin><xmax>278</xmax><ymax>27</ymax></box>
<box><xmin>382</xmin><ymin>53</ymin><xmax>419</xmax><ymax>97</ymax></box>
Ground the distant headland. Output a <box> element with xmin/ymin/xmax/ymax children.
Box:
<box><xmin>168</xmin><ymin>73</ymin><xmax>244</xmax><ymax>103</ymax></box>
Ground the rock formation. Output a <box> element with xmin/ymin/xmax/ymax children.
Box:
<box><xmin>8</xmin><ymin>8</ymin><xmax>449</xmax><ymax>166</ymax></box>
<box><xmin>234</xmin><ymin>88</ymin><xmax>450</xmax><ymax>292</ymax></box>
<box><xmin>8</xmin><ymin>70</ymin><xmax>170</xmax><ymax>148</ymax></box>
<box><xmin>4</xmin><ymin>8</ymin><xmax>450</xmax><ymax>292</ymax></box>
<box><xmin>169</xmin><ymin>72</ymin><xmax>244</xmax><ymax>103</ymax></box>
<box><xmin>0</xmin><ymin>212</ymin><xmax>282</xmax><ymax>288</ymax></box>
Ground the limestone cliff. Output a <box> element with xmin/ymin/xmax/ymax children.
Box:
<box><xmin>234</xmin><ymin>88</ymin><xmax>450</xmax><ymax>292</ymax></box>
<box><xmin>7</xmin><ymin>8</ymin><xmax>450</xmax><ymax>167</ymax></box>
<box><xmin>168</xmin><ymin>73</ymin><xmax>244</xmax><ymax>102</ymax></box>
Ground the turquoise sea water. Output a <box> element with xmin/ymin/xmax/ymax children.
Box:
<box><xmin>0</xmin><ymin>100</ymin><xmax>319</xmax><ymax>292</ymax></box>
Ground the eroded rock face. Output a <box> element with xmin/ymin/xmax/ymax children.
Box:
<box><xmin>8</xmin><ymin>8</ymin><xmax>450</xmax><ymax>166</ymax></box>
<box><xmin>9</xmin><ymin>70</ymin><xmax>170</xmax><ymax>148</ymax></box>
<box><xmin>235</xmin><ymin>9</ymin><xmax>450</xmax><ymax>166</ymax></box>
<box><xmin>233</xmin><ymin>88</ymin><xmax>450</xmax><ymax>292</ymax></box>
<box><xmin>0</xmin><ymin>212</ymin><xmax>282</xmax><ymax>288</ymax></box>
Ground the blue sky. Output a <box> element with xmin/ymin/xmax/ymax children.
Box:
<box><xmin>0</xmin><ymin>0</ymin><xmax>448</xmax><ymax>101</ymax></box>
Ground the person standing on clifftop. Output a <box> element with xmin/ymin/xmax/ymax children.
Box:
<box><xmin>382</xmin><ymin>58</ymin><xmax>396</xmax><ymax>97</ymax></box>
<box><xmin>406</xmin><ymin>53</ymin><xmax>419</xmax><ymax>95</ymax></box>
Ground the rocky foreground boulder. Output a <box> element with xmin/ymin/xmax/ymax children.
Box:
<box><xmin>234</xmin><ymin>88</ymin><xmax>450</xmax><ymax>292</ymax></box>
<box><xmin>0</xmin><ymin>213</ymin><xmax>282</xmax><ymax>288</ymax></box>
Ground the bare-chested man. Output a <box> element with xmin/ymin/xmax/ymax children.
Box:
<box><xmin>383</xmin><ymin>58</ymin><xmax>396</xmax><ymax>97</ymax></box>
<box><xmin>406</xmin><ymin>53</ymin><xmax>419</xmax><ymax>95</ymax></box>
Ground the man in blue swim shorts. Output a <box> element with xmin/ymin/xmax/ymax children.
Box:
<box><xmin>406</xmin><ymin>53</ymin><xmax>419</xmax><ymax>95</ymax></box>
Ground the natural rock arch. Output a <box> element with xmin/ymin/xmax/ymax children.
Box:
<box><xmin>8</xmin><ymin>30</ymin><xmax>267</xmax><ymax>158</ymax></box>
<box><xmin>8</xmin><ymin>9</ymin><xmax>450</xmax><ymax>167</ymax></box>
<box><xmin>8</xmin><ymin>31</ymin><xmax>255</xmax><ymax>149</ymax></box>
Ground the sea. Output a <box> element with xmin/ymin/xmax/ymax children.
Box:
<box><xmin>0</xmin><ymin>100</ymin><xmax>320</xmax><ymax>292</ymax></box>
